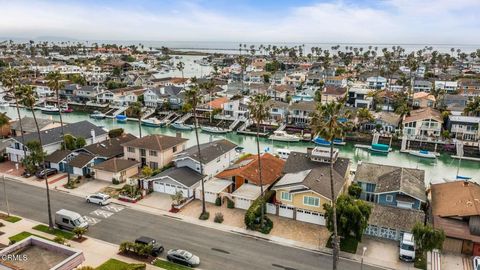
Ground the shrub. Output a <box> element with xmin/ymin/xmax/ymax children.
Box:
<box><xmin>259</xmin><ymin>216</ymin><xmax>273</xmax><ymax>234</ymax></box>
<box><xmin>214</xmin><ymin>212</ymin><xmax>224</xmax><ymax>223</ymax></box>
<box><xmin>76</xmin><ymin>267</ymin><xmax>94</xmax><ymax>270</ymax></box>
<box><xmin>54</xmin><ymin>236</ymin><xmax>66</xmax><ymax>245</ymax></box>
<box><xmin>244</xmin><ymin>190</ymin><xmax>275</xmax><ymax>230</ymax></box>
<box><xmin>73</xmin><ymin>227</ymin><xmax>87</xmax><ymax>239</ymax></box>
<box><xmin>112</xmin><ymin>178</ymin><xmax>120</xmax><ymax>185</ymax></box>
<box><xmin>108</xmin><ymin>128</ymin><xmax>124</xmax><ymax>138</ymax></box>
<box><xmin>227</xmin><ymin>198</ymin><xmax>235</xmax><ymax>209</ymax></box>
<box><xmin>199</xmin><ymin>211</ymin><xmax>210</xmax><ymax>220</ymax></box>
<box><xmin>215</xmin><ymin>197</ymin><xmax>221</xmax><ymax>206</ymax></box>
<box><xmin>0</xmin><ymin>222</ymin><xmax>4</xmax><ymax>227</ymax></box>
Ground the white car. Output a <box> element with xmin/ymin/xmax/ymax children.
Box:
<box><xmin>473</xmin><ymin>256</ymin><xmax>480</xmax><ymax>270</ymax></box>
<box><xmin>86</xmin><ymin>193</ymin><xmax>112</xmax><ymax>205</ymax></box>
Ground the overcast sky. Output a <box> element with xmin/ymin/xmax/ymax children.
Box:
<box><xmin>1</xmin><ymin>0</ymin><xmax>479</xmax><ymax>44</ymax></box>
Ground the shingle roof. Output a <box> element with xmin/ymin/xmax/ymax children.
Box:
<box><xmin>403</xmin><ymin>107</ymin><xmax>443</xmax><ymax>123</ymax></box>
<box><xmin>368</xmin><ymin>204</ymin><xmax>425</xmax><ymax>231</ymax></box>
<box><xmin>92</xmin><ymin>158</ymin><xmax>139</xmax><ymax>173</ymax></box>
<box><xmin>431</xmin><ymin>181</ymin><xmax>480</xmax><ymax>218</ymax></box>
<box><xmin>151</xmin><ymin>167</ymin><xmax>204</xmax><ymax>187</ymax></box>
<box><xmin>289</xmin><ymin>101</ymin><xmax>316</xmax><ymax>112</ymax></box>
<box><xmin>45</xmin><ymin>149</ymin><xmax>72</xmax><ymax>163</ymax></box>
<box><xmin>177</xmin><ymin>139</ymin><xmax>237</xmax><ymax>164</ymax></box>
<box><xmin>68</xmin><ymin>153</ymin><xmax>95</xmax><ymax>168</ymax></box>
<box><xmin>10</xmin><ymin>117</ymin><xmax>54</xmax><ymax>133</ymax></box>
<box><xmin>122</xmin><ymin>134</ymin><xmax>187</xmax><ymax>151</ymax></box>
<box><xmin>83</xmin><ymin>133</ymin><xmax>137</xmax><ymax>158</ymax></box>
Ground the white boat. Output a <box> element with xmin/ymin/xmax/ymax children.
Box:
<box><xmin>276</xmin><ymin>149</ymin><xmax>291</xmax><ymax>160</ymax></box>
<box><xmin>268</xmin><ymin>131</ymin><xmax>301</xmax><ymax>142</ymax></box>
<box><xmin>201</xmin><ymin>126</ymin><xmax>230</xmax><ymax>134</ymax></box>
<box><xmin>89</xmin><ymin>110</ymin><xmax>106</xmax><ymax>119</ymax></box>
<box><xmin>409</xmin><ymin>150</ymin><xmax>438</xmax><ymax>159</ymax></box>
<box><xmin>141</xmin><ymin>118</ymin><xmax>163</xmax><ymax>127</ymax></box>
<box><xmin>171</xmin><ymin>122</ymin><xmax>194</xmax><ymax>130</ymax></box>
<box><xmin>41</xmin><ymin>105</ymin><xmax>60</xmax><ymax>114</ymax></box>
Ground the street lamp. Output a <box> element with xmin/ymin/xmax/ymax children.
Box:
<box><xmin>360</xmin><ymin>246</ymin><xmax>367</xmax><ymax>270</ymax></box>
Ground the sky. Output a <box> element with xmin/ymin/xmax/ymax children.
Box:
<box><xmin>0</xmin><ymin>0</ymin><xmax>479</xmax><ymax>44</ymax></box>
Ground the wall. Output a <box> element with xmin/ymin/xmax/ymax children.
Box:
<box><xmin>275</xmin><ymin>189</ymin><xmax>329</xmax><ymax>213</ymax></box>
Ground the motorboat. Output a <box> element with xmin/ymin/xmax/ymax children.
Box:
<box><xmin>312</xmin><ymin>137</ymin><xmax>346</xmax><ymax>146</ymax></box>
<box><xmin>268</xmin><ymin>131</ymin><xmax>301</xmax><ymax>142</ymax></box>
<box><xmin>141</xmin><ymin>118</ymin><xmax>163</xmax><ymax>127</ymax></box>
<box><xmin>201</xmin><ymin>126</ymin><xmax>230</xmax><ymax>134</ymax></box>
<box><xmin>369</xmin><ymin>143</ymin><xmax>391</xmax><ymax>153</ymax></box>
<box><xmin>116</xmin><ymin>114</ymin><xmax>127</xmax><ymax>123</ymax></box>
<box><xmin>276</xmin><ymin>148</ymin><xmax>291</xmax><ymax>160</ymax></box>
<box><xmin>61</xmin><ymin>106</ymin><xmax>73</xmax><ymax>113</ymax></box>
<box><xmin>89</xmin><ymin>110</ymin><xmax>106</xmax><ymax>119</ymax></box>
<box><xmin>41</xmin><ymin>105</ymin><xmax>60</xmax><ymax>114</ymax></box>
<box><xmin>171</xmin><ymin>122</ymin><xmax>194</xmax><ymax>130</ymax></box>
<box><xmin>409</xmin><ymin>150</ymin><xmax>437</xmax><ymax>159</ymax></box>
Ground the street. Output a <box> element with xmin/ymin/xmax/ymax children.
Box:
<box><xmin>0</xmin><ymin>178</ymin><xmax>385</xmax><ymax>270</ymax></box>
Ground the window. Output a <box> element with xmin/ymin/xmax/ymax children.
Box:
<box><xmin>127</xmin><ymin>147</ymin><xmax>135</xmax><ymax>153</ymax></box>
<box><xmin>385</xmin><ymin>195</ymin><xmax>394</xmax><ymax>202</ymax></box>
<box><xmin>303</xmin><ymin>196</ymin><xmax>320</xmax><ymax>207</ymax></box>
<box><xmin>149</xmin><ymin>150</ymin><xmax>157</xmax><ymax>157</ymax></box>
<box><xmin>281</xmin><ymin>191</ymin><xmax>292</xmax><ymax>201</ymax></box>
<box><xmin>173</xmin><ymin>146</ymin><xmax>177</xmax><ymax>153</ymax></box>
<box><xmin>150</xmin><ymin>162</ymin><xmax>158</xmax><ymax>170</ymax></box>
<box><xmin>140</xmin><ymin>149</ymin><xmax>146</xmax><ymax>157</ymax></box>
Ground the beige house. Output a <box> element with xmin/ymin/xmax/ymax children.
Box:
<box><xmin>413</xmin><ymin>92</ymin><xmax>436</xmax><ymax>108</ymax></box>
<box><xmin>122</xmin><ymin>134</ymin><xmax>188</xmax><ymax>169</ymax></box>
<box><xmin>92</xmin><ymin>158</ymin><xmax>139</xmax><ymax>182</ymax></box>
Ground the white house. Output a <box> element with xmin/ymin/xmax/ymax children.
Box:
<box><xmin>367</xmin><ymin>76</ymin><xmax>387</xmax><ymax>89</ymax></box>
<box><xmin>402</xmin><ymin>108</ymin><xmax>443</xmax><ymax>140</ymax></box>
<box><xmin>222</xmin><ymin>98</ymin><xmax>249</xmax><ymax>119</ymax></box>
<box><xmin>435</xmin><ymin>81</ymin><xmax>458</xmax><ymax>94</ymax></box>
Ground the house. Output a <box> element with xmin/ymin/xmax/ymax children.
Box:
<box><xmin>287</xmin><ymin>101</ymin><xmax>316</xmax><ymax>127</ymax></box>
<box><xmin>74</xmin><ymin>85</ymin><xmax>98</xmax><ymax>102</ymax></box>
<box><xmin>412</xmin><ymin>92</ymin><xmax>436</xmax><ymax>108</ymax></box>
<box><xmin>122</xmin><ymin>134</ymin><xmax>188</xmax><ymax>169</ymax></box>
<box><xmin>143</xmin><ymin>86</ymin><xmax>184</xmax><ymax>109</ymax></box>
<box><xmin>61</xmin><ymin>84</ymin><xmax>80</xmax><ymax>99</ymax></box>
<box><xmin>447</xmin><ymin>115</ymin><xmax>480</xmax><ymax>142</ymax></box>
<box><xmin>267</xmin><ymin>85</ymin><xmax>294</xmax><ymax>101</ymax></box>
<box><xmin>142</xmin><ymin>167</ymin><xmax>204</xmax><ymax>198</ymax></box>
<box><xmin>268</xmin><ymin>100</ymin><xmax>289</xmax><ymax>123</ymax></box>
<box><xmin>79</xmin><ymin>133</ymin><xmax>137</xmax><ymax>164</ymax></box>
<box><xmin>412</xmin><ymin>80</ymin><xmax>433</xmax><ymax>93</ymax></box>
<box><xmin>324</xmin><ymin>76</ymin><xmax>347</xmax><ymax>88</ymax></box>
<box><xmin>222</xmin><ymin>98</ymin><xmax>249</xmax><ymax>119</ymax></box>
<box><xmin>354</xmin><ymin>162</ymin><xmax>426</xmax><ymax>209</ymax></box>
<box><xmin>458</xmin><ymin>78</ymin><xmax>480</xmax><ymax>97</ymax></box>
<box><xmin>366</xmin><ymin>76</ymin><xmax>387</xmax><ymax>89</ymax></box>
<box><xmin>215</xmin><ymin>153</ymin><xmax>285</xmax><ymax>210</ymax></box>
<box><xmin>6</xmin><ymin>121</ymin><xmax>108</xmax><ymax>163</ymax></box>
<box><xmin>271</xmin><ymin>147</ymin><xmax>350</xmax><ymax>225</ymax></box>
<box><xmin>435</xmin><ymin>80</ymin><xmax>458</xmax><ymax>94</ymax></box>
<box><xmin>67</xmin><ymin>152</ymin><xmax>96</xmax><ymax>176</ymax></box>
<box><xmin>10</xmin><ymin>117</ymin><xmax>60</xmax><ymax>136</ymax></box>
<box><xmin>96</xmin><ymin>86</ymin><xmax>145</xmax><ymax>106</ymax></box>
<box><xmin>431</xmin><ymin>181</ymin><xmax>480</xmax><ymax>255</ymax></box>
<box><xmin>442</xmin><ymin>94</ymin><xmax>469</xmax><ymax>115</ymax></box>
<box><xmin>92</xmin><ymin>158</ymin><xmax>139</xmax><ymax>183</ymax></box>
<box><xmin>347</xmin><ymin>83</ymin><xmax>373</xmax><ymax>108</ymax></box>
<box><xmin>45</xmin><ymin>149</ymin><xmax>74</xmax><ymax>172</ymax></box>
<box><xmin>321</xmin><ymin>86</ymin><xmax>347</xmax><ymax>104</ymax></box>
<box><xmin>33</xmin><ymin>84</ymin><xmax>54</xmax><ymax>98</ymax></box>
<box><xmin>402</xmin><ymin>108</ymin><xmax>443</xmax><ymax>140</ymax></box>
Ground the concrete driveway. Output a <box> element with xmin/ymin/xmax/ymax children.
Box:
<box><xmin>358</xmin><ymin>236</ymin><xmax>416</xmax><ymax>270</ymax></box>
<box><xmin>138</xmin><ymin>192</ymin><xmax>173</xmax><ymax>210</ymax></box>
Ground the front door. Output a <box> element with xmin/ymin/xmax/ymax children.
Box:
<box><xmin>141</xmin><ymin>157</ymin><xmax>146</xmax><ymax>167</ymax></box>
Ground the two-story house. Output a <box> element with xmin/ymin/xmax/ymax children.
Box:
<box><xmin>402</xmin><ymin>108</ymin><xmax>443</xmax><ymax>140</ymax></box>
<box><xmin>267</xmin><ymin>100</ymin><xmax>289</xmax><ymax>123</ymax></box>
<box><xmin>287</xmin><ymin>101</ymin><xmax>316</xmax><ymax>127</ymax></box>
<box><xmin>412</xmin><ymin>92</ymin><xmax>436</xmax><ymax>108</ymax></box>
<box><xmin>435</xmin><ymin>80</ymin><xmax>458</xmax><ymax>94</ymax></box>
<box><xmin>366</xmin><ymin>76</ymin><xmax>387</xmax><ymax>90</ymax></box>
<box><xmin>347</xmin><ymin>83</ymin><xmax>373</xmax><ymax>109</ymax></box>
<box><xmin>413</xmin><ymin>80</ymin><xmax>433</xmax><ymax>93</ymax></box>
<box><xmin>321</xmin><ymin>86</ymin><xmax>347</xmax><ymax>104</ymax></box>
<box><xmin>458</xmin><ymin>78</ymin><xmax>480</xmax><ymax>97</ymax></box>
<box><xmin>222</xmin><ymin>98</ymin><xmax>249</xmax><ymax>119</ymax></box>
<box><xmin>447</xmin><ymin>115</ymin><xmax>480</xmax><ymax>142</ymax></box>
<box><xmin>324</xmin><ymin>76</ymin><xmax>347</xmax><ymax>88</ymax></box>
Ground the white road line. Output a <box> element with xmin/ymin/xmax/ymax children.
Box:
<box><xmin>90</xmin><ymin>209</ymin><xmax>114</xmax><ymax>219</ymax></box>
<box><xmin>83</xmin><ymin>215</ymin><xmax>101</xmax><ymax>225</ymax></box>
<box><xmin>101</xmin><ymin>205</ymin><xmax>124</xmax><ymax>213</ymax></box>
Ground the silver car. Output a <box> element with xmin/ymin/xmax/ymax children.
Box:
<box><xmin>86</xmin><ymin>193</ymin><xmax>112</xmax><ymax>205</ymax></box>
<box><xmin>167</xmin><ymin>249</ymin><xmax>200</xmax><ymax>267</ymax></box>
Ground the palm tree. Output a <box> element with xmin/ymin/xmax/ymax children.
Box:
<box><xmin>184</xmin><ymin>84</ymin><xmax>207</xmax><ymax>217</ymax></box>
<box><xmin>310</xmin><ymin>100</ymin><xmax>351</xmax><ymax>270</ymax></box>
<box><xmin>237</xmin><ymin>56</ymin><xmax>247</xmax><ymax>95</ymax></box>
<box><xmin>247</xmin><ymin>94</ymin><xmax>272</xmax><ymax>228</ymax></box>
<box><xmin>356</xmin><ymin>108</ymin><xmax>374</xmax><ymax>131</ymax></box>
<box><xmin>199</xmin><ymin>80</ymin><xmax>216</xmax><ymax>123</ymax></box>
<box><xmin>1</xmin><ymin>68</ymin><xmax>27</xmax><ymax>159</ymax></box>
<box><xmin>127</xmin><ymin>102</ymin><xmax>143</xmax><ymax>138</ymax></box>
<box><xmin>176</xmin><ymin>61</ymin><xmax>185</xmax><ymax>87</ymax></box>
<box><xmin>464</xmin><ymin>97</ymin><xmax>480</xmax><ymax>117</ymax></box>
<box><xmin>19</xmin><ymin>84</ymin><xmax>54</xmax><ymax>229</ymax></box>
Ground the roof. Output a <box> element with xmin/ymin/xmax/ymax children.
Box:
<box><xmin>431</xmin><ymin>181</ymin><xmax>480</xmax><ymax>218</ymax></box>
<box><xmin>368</xmin><ymin>204</ymin><xmax>424</xmax><ymax>232</ymax></box>
<box><xmin>375</xmin><ymin>112</ymin><xmax>401</xmax><ymax>126</ymax></box>
<box><xmin>13</xmin><ymin>120</ymin><xmax>107</xmax><ymax>147</ymax></box>
<box><xmin>354</xmin><ymin>162</ymin><xmax>426</xmax><ymax>202</ymax></box>
<box><xmin>413</xmin><ymin>92</ymin><xmax>435</xmax><ymax>101</ymax></box>
<box><xmin>151</xmin><ymin>167</ymin><xmax>204</xmax><ymax>188</ymax></box>
<box><xmin>404</xmin><ymin>108</ymin><xmax>443</xmax><ymax>123</ymax></box>
<box><xmin>324</xmin><ymin>86</ymin><xmax>347</xmax><ymax>96</ymax></box>
<box><xmin>289</xmin><ymin>101</ymin><xmax>316</xmax><ymax>112</ymax></box>
<box><xmin>83</xmin><ymin>133</ymin><xmax>137</xmax><ymax>158</ymax></box>
<box><xmin>232</xmin><ymin>183</ymin><xmax>262</xmax><ymax>200</ymax></box>
<box><xmin>176</xmin><ymin>139</ymin><xmax>237</xmax><ymax>164</ymax></box>
<box><xmin>448</xmin><ymin>115</ymin><xmax>480</xmax><ymax>124</ymax></box>
<box><xmin>10</xmin><ymin>117</ymin><xmax>54</xmax><ymax>133</ymax></box>
<box><xmin>122</xmin><ymin>134</ymin><xmax>187</xmax><ymax>151</ymax></box>
<box><xmin>216</xmin><ymin>153</ymin><xmax>285</xmax><ymax>186</ymax></box>
<box><xmin>433</xmin><ymin>216</ymin><xmax>480</xmax><ymax>242</ymax></box>
<box><xmin>68</xmin><ymin>153</ymin><xmax>95</xmax><ymax>168</ymax></box>
<box><xmin>197</xmin><ymin>178</ymin><xmax>232</xmax><ymax>193</ymax></box>
<box><xmin>92</xmin><ymin>158</ymin><xmax>139</xmax><ymax>173</ymax></box>
<box><xmin>207</xmin><ymin>97</ymin><xmax>229</xmax><ymax>109</ymax></box>
<box><xmin>45</xmin><ymin>149</ymin><xmax>72</xmax><ymax>163</ymax></box>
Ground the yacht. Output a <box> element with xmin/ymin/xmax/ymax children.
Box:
<box><xmin>268</xmin><ymin>131</ymin><xmax>301</xmax><ymax>142</ymax></box>
<box><xmin>41</xmin><ymin>105</ymin><xmax>60</xmax><ymax>115</ymax></box>
<box><xmin>171</xmin><ymin>122</ymin><xmax>194</xmax><ymax>130</ymax></box>
<box><xmin>276</xmin><ymin>149</ymin><xmax>291</xmax><ymax>160</ymax></box>
<box><xmin>89</xmin><ymin>110</ymin><xmax>106</xmax><ymax>119</ymax></box>
<box><xmin>409</xmin><ymin>150</ymin><xmax>438</xmax><ymax>159</ymax></box>
<box><xmin>200</xmin><ymin>126</ymin><xmax>229</xmax><ymax>134</ymax></box>
<box><xmin>141</xmin><ymin>118</ymin><xmax>163</xmax><ymax>127</ymax></box>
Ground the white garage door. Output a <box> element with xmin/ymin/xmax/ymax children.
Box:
<box><xmin>177</xmin><ymin>187</ymin><xmax>189</xmax><ymax>198</ymax></box>
<box><xmin>153</xmin><ymin>182</ymin><xmax>165</xmax><ymax>193</ymax></box>
<box><xmin>235</xmin><ymin>197</ymin><xmax>252</xmax><ymax>210</ymax></box>
<box><xmin>296</xmin><ymin>209</ymin><xmax>325</xmax><ymax>225</ymax></box>
<box><xmin>204</xmin><ymin>191</ymin><xmax>217</xmax><ymax>204</ymax></box>
<box><xmin>279</xmin><ymin>205</ymin><xmax>294</xmax><ymax>218</ymax></box>
<box><xmin>164</xmin><ymin>183</ymin><xmax>177</xmax><ymax>195</ymax></box>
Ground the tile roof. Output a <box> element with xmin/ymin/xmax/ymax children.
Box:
<box><xmin>83</xmin><ymin>133</ymin><xmax>137</xmax><ymax>159</ymax></box>
<box><xmin>431</xmin><ymin>181</ymin><xmax>480</xmax><ymax>218</ymax></box>
<box><xmin>403</xmin><ymin>107</ymin><xmax>443</xmax><ymax>123</ymax></box>
<box><xmin>122</xmin><ymin>134</ymin><xmax>187</xmax><ymax>151</ymax></box>
<box><xmin>368</xmin><ymin>204</ymin><xmax>425</xmax><ymax>231</ymax></box>
<box><xmin>151</xmin><ymin>167</ymin><xmax>204</xmax><ymax>188</ymax></box>
<box><xmin>324</xmin><ymin>86</ymin><xmax>347</xmax><ymax>96</ymax></box>
<box><xmin>289</xmin><ymin>101</ymin><xmax>316</xmax><ymax>112</ymax></box>
<box><xmin>176</xmin><ymin>139</ymin><xmax>237</xmax><ymax>164</ymax></box>
<box><xmin>207</xmin><ymin>97</ymin><xmax>229</xmax><ymax>109</ymax></box>
<box><xmin>92</xmin><ymin>158</ymin><xmax>139</xmax><ymax>173</ymax></box>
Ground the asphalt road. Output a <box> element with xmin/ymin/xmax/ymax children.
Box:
<box><xmin>0</xmin><ymin>178</ymin><xmax>385</xmax><ymax>270</ymax></box>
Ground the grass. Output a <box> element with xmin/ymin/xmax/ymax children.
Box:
<box><xmin>32</xmin><ymin>224</ymin><xmax>74</xmax><ymax>240</ymax></box>
<box><xmin>326</xmin><ymin>235</ymin><xmax>359</xmax><ymax>254</ymax></box>
<box><xmin>96</xmin><ymin>259</ymin><xmax>146</xmax><ymax>270</ymax></box>
<box><xmin>153</xmin><ymin>259</ymin><xmax>192</xmax><ymax>270</ymax></box>
<box><xmin>414</xmin><ymin>251</ymin><xmax>427</xmax><ymax>270</ymax></box>
<box><xmin>8</xmin><ymin>231</ymin><xmax>51</xmax><ymax>244</ymax></box>
<box><xmin>0</xmin><ymin>214</ymin><xmax>22</xmax><ymax>223</ymax></box>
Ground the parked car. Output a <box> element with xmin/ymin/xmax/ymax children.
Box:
<box><xmin>167</xmin><ymin>249</ymin><xmax>200</xmax><ymax>267</ymax></box>
<box><xmin>22</xmin><ymin>170</ymin><xmax>33</xmax><ymax>178</ymax></box>
<box><xmin>134</xmin><ymin>236</ymin><xmax>164</xmax><ymax>256</ymax></box>
<box><xmin>86</xmin><ymin>193</ymin><xmax>112</xmax><ymax>205</ymax></box>
<box><xmin>55</xmin><ymin>209</ymin><xmax>89</xmax><ymax>230</ymax></box>
<box><xmin>399</xmin><ymin>233</ymin><xmax>416</xmax><ymax>262</ymax></box>
<box><xmin>473</xmin><ymin>256</ymin><xmax>480</xmax><ymax>270</ymax></box>
<box><xmin>35</xmin><ymin>168</ymin><xmax>58</xmax><ymax>178</ymax></box>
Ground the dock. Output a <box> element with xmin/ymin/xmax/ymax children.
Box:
<box><xmin>451</xmin><ymin>155</ymin><xmax>480</xmax><ymax>162</ymax></box>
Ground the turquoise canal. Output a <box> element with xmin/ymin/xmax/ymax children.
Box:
<box><xmin>2</xmin><ymin>106</ymin><xmax>479</xmax><ymax>184</ymax></box>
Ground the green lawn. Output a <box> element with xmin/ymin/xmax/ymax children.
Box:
<box><xmin>326</xmin><ymin>235</ymin><xmax>359</xmax><ymax>254</ymax></box>
<box><xmin>153</xmin><ymin>259</ymin><xmax>192</xmax><ymax>270</ymax></box>
<box><xmin>1</xmin><ymin>215</ymin><xmax>22</xmax><ymax>223</ymax></box>
<box><xmin>32</xmin><ymin>224</ymin><xmax>74</xmax><ymax>239</ymax></box>
<box><xmin>96</xmin><ymin>259</ymin><xmax>146</xmax><ymax>270</ymax></box>
<box><xmin>8</xmin><ymin>231</ymin><xmax>51</xmax><ymax>244</ymax></box>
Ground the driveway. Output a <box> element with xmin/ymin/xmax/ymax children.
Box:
<box><xmin>137</xmin><ymin>192</ymin><xmax>173</xmax><ymax>210</ymax></box>
<box><xmin>358</xmin><ymin>236</ymin><xmax>416</xmax><ymax>270</ymax></box>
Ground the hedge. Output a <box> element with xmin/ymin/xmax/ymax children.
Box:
<box><xmin>244</xmin><ymin>190</ymin><xmax>275</xmax><ymax>231</ymax></box>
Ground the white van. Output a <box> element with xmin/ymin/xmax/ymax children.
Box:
<box><xmin>55</xmin><ymin>209</ymin><xmax>89</xmax><ymax>231</ymax></box>
<box><xmin>399</xmin><ymin>233</ymin><xmax>416</xmax><ymax>262</ymax></box>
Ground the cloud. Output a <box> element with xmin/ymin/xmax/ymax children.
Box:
<box><xmin>0</xmin><ymin>0</ymin><xmax>478</xmax><ymax>44</ymax></box>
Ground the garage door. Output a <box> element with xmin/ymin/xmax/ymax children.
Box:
<box><xmin>204</xmin><ymin>191</ymin><xmax>217</xmax><ymax>204</ymax></box>
<box><xmin>153</xmin><ymin>182</ymin><xmax>165</xmax><ymax>193</ymax></box>
<box><xmin>279</xmin><ymin>205</ymin><xmax>294</xmax><ymax>218</ymax></box>
<box><xmin>235</xmin><ymin>197</ymin><xmax>252</xmax><ymax>210</ymax></box>
<box><xmin>296</xmin><ymin>209</ymin><xmax>325</xmax><ymax>225</ymax></box>
<box><xmin>442</xmin><ymin>237</ymin><xmax>463</xmax><ymax>253</ymax></box>
<box><xmin>164</xmin><ymin>183</ymin><xmax>176</xmax><ymax>195</ymax></box>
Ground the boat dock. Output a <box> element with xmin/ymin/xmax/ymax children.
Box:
<box><xmin>451</xmin><ymin>155</ymin><xmax>480</xmax><ymax>162</ymax></box>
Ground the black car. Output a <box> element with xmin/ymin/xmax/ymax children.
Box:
<box><xmin>35</xmin><ymin>168</ymin><xmax>58</xmax><ymax>178</ymax></box>
<box><xmin>167</xmin><ymin>249</ymin><xmax>200</xmax><ymax>267</ymax></box>
<box><xmin>134</xmin><ymin>236</ymin><xmax>164</xmax><ymax>256</ymax></box>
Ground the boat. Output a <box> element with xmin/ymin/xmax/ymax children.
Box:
<box><xmin>198</xmin><ymin>59</ymin><xmax>210</xmax><ymax>66</ymax></box>
<box><xmin>61</xmin><ymin>106</ymin><xmax>73</xmax><ymax>113</ymax></box>
<box><xmin>41</xmin><ymin>105</ymin><xmax>60</xmax><ymax>115</ymax></box>
<box><xmin>409</xmin><ymin>150</ymin><xmax>437</xmax><ymax>159</ymax></box>
<box><xmin>116</xmin><ymin>114</ymin><xmax>127</xmax><ymax>123</ymax></box>
<box><xmin>268</xmin><ymin>131</ymin><xmax>301</xmax><ymax>142</ymax></box>
<box><xmin>276</xmin><ymin>148</ymin><xmax>291</xmax><ymax>160</ymax></box>
<box><xmin>90</xmin><ymin>110</ymin><xmax>106</xmax><ymax>119</ymax></box>
<box><xmin>141</xmin><ymin>118</ymin><xmax>163</xmax><ymax>127</ymax></box>
<box><xmin>312</xmin><ymin>137</ymin><xmax>346</xmax><ymax>146</ymax></box>
<box><xmin>369</xmin><ymin>143</ymin><xmax>390</xmax><ymax>153</ymax></box>
<box><xmin>171</xmin><ymin>122</ymin><xmax>194</xmax><ymax>130</ymax></box>
<box><xmin>0</xmin><ymin>100</ymin><xmax>9</xmax><ymax>107</ymax></box>
<box><xmin>201</xmin><ymin>126</ymin><xmax>230</xmax><ymax>134</ymax></box>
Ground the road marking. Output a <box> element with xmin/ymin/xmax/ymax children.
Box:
<box><xmin>83</xmin><ymin>215</ymin><xmax>101</xmax><ymax>226</ymax></box>
<box><xmin>101</xmin><ymin>204</ymin><xmax>124</xmax><ymax>213</ymax></box>
<box><xmin>90</xmin><ymin>209</ymin><xmax>114</xmax><ymax>219</ymax></box>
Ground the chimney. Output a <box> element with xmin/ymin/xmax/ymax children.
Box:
<box><xmin>91</xmin><ymin>129</ymin><xmax>96</xmax><ymax>143</ymax></box>
<box><xmin>176</xmin><ymin>132</ymin><xmax>181</xmax><ymax>138</ymax></box>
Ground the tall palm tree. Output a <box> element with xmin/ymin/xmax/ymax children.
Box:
<box><xmin>176</xmin><ymin>61</ymin><xmax>185</xmax><ymax>87</ymax></box>
<box><xmin>464</xmin><ymin>97</ymin><xmax>480</xmax><ymax>117</ymax></box>
<box><xmin>310</xmin><ymin>100</ymin><xmax>351</xmax><ymax>270</ymax></box>
<box><xmin>1</xmin><ymin>68</ymin><xmax>27</xmax><ymax>159</ymax></box>
<box><xmin>19</xmin><ymin>84</ymin><xmax>54</xmax><ymax>229</ymax></box>
<box><xmin>184</xmin><ymin>85</ymin><xmax>207</xmax><ymax>217</ymax></box>
<box><xmin>127</xmin><ymin>102</ymin><xmax>143</xmax><ymax>138</ymax></box>
<box><xmin>237</xmin><ymin>56</ymin><xmax>247</xmax><ymax>95</ymax></box>
<box><xmin>247</xmin><ymin>94</ymin><xmax>272</xmax><ymax>227</ymax></box>
<box><xmin>356</xmin><ymin>107</ymin><xmax>374</xmax><ymax>131</ymax></box>
<box><xmin>199</xmin><ymin>80</ymin><xmax>216</xmax><ymax>123</ymax></box>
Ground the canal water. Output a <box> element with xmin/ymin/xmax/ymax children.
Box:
<box><xmin>2</xmin><ymin>106</ymin><xmax>479</xmax><ymax>185</ymax></box>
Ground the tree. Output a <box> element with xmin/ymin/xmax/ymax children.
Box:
<box><xmin>141</xmin><ymin>166</ymin><xmax>153</xmax><ymax>177</ymax></box>
<box><xmin>183</xmin><ymin>84</ymin><xmax>207</xmax><ymax>217</ymax></box>
<box><xmin>464</xmin><ymin>97</ymin><xmax>480</xmax><ymax>117</ymax></box>
<box><xmin>0</xmin><ymin>112</ymin><xmax>9</xmax><ymax>138</ymax></box>
<box><xmin>19</xmin><ymin>84</ymin><xmax>54</xmax><ymax>229</ymax></box>
<box><xmin>76</xmin><ymin>137</ymin><xmax>86</xmax><ymax>149</ymax></box>
<box><xmin>356</xmin><ymin>108</ymin><xmax>374</xmax><ymax>130</ymax></box>
<box><xmin>176</xmin><ymin>61</ymin><xmax>185</xmax><ymax>87</ymax></box>
<box><xmin>62</xmin><ymin>134</ymin><xmax>77</xmax><ymax>150</ymax></box>
<box><xmin>324</xmin><ymin>194</ymin><xmax>372</xmax><ymax>241</ymax></box>
<box><xmin>171</xmin><ymin>190</ymin><xmax>184</xmax><ymax>206</ymax></box>
<box><xmin>127</xmin><ymin>102</ymin><xmax>143</xmax><ymax>138</ymax></box>
<box><xmin>348</xmin><ymin>183</ymin><xmax>362</xmax><ymax>199</ymax></box>
<box><xmin>247</xmin><ymin>94</ymin><xmax>272</xmax><ymax>228</ymax></box>
<box><xmin>412</xmin><ymin>223</ymin><xmax>445</xmax><ymax>252</ymax></box>
<box><xmin>310</xmin><ymin>100</ymin><xmax>352</xmax><ymax>270</ymax></box>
